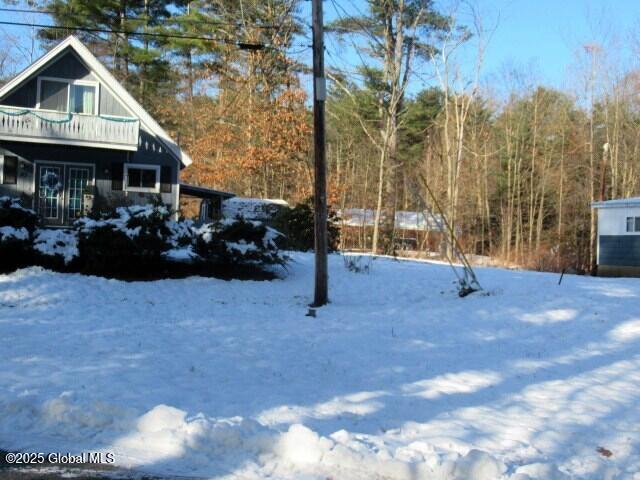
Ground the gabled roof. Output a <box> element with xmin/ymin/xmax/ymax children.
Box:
<box><xmin>0</xmin><ymin>35</ymin><xmax>192</xmax><ymax>168</ymax></box>
<box><xmin>592</xmin><ymin>197</ymin><xmax>640</xmax><ymax>209</ymax></box>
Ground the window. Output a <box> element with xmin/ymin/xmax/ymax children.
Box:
<box><xmin>1</xmin><ymin>155</ymin><xmax>18</xmax><ymax>185</ymax></box>
<box><xmin>37</xmin><ymin>77</ymin><xmax>97</xmax><ymax>114</ymax></box>
<box><xmin>70</xmin><ymin>84</ymin><xmax>96</xmax><ymax>114</ymax></box>
<box><xmin>626</xmin><ymin>217</ymin><xmax>640</xmax><ymax>233</ymax></box>
<box><xmin>39</xmin><ymin>79</ymin><xmax>68</xmax><ymax>112</ymax></box>
<box><xmin>124</xmin><ymin>164</ymin><xmax>160</xmax><ymax>193</ymax></box>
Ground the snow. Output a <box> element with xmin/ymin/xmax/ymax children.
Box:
<box><xmin>75</xmin><ymin>204</ymin><xmax>170</xmax><ymax>238</ymax></box>
<box><xmin>0</xmin><ymin>225</ymin><xmax>28</xmax><ymax>242</ymax></box>
<box><xmin>0</xmin><ymin>196</ymin><xmax>36</xmax><ymax>214</ymax></box>
<box><xmin>226</xmin><ymin>240</ymin><xmax>258</xmax><ymax>254</ymax></box>
<box><xmin>163</xmin><ymin>246</ymin><xmax>199</xmax><ymax>262</ymax></box>
<box><xmin>1</xmin><ymin>254</ymin><xmax>640</xmax><ymax>479</ymax></box>
<box><xmin>33</xmin><ymin>229</ymin><xmax>79</xmax><ymax>264</ymax></box>
<box><xmin>222</xmin><ymin>197</ymin><xmax>289</xmax><ymax>221</ymax></box>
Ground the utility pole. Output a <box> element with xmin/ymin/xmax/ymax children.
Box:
<box><xmin>312</xmin><ymin>0</ymin><xmax>328</xmax><ymax>306</ymax></box>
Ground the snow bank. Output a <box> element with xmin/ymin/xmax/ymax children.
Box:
<box><xmin>3</xmin><ymin>393</ymin><xmax>558</xmax><ymax>480</ymax></box>
<box><xmin>2</xmin><ymin>254</ymin><xmax>640</xmax><ymax>479</ymax></box>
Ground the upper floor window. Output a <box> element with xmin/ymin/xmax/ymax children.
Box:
<box><xmin>37</xmin><ymin>77</ymin><xmax>97</xmax><ymax>115</ymax></box>
<box><xmin>626</xmin><ymin>217</ymin><xmax>640</xmax><ymax>233</ymax></box>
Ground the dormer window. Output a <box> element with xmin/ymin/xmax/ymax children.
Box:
<box><xmin>37</xmin><ymin>77</ymin><xmax>97</xmax><ymax>115</ymax></box>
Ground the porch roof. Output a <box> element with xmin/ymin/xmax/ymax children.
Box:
<box><xmin>179</xmin><ymin>183</ymin><xmax>235</xmax><ymax>200</ymax></box>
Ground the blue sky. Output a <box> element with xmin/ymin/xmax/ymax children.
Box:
<box><xmin>1</xmin><ymin>0</ymin><xmax>640</xmax><ymax>93</ymax></box>
<box><xmin>467</xmin><ymin>0</ymin><xmax>640</xmax><ymax>86</ymax></box>
<box><xmin>313</xmin><ymin>0</ymin><xmax>640</xmax><ymax>95</ymax></box>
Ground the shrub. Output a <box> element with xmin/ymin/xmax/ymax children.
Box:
<box><xmin>75</xmin><ymin>205</ymin><xmax>177</xmax><ymax>278</ymax></box>
<box><xmin>273</xmin><ymin>198</ymin><xmax>340</xmax><ymax>252</ymax></box>
<box><xmin>0</xmin><ymin>197</ymin><xmax>39</xmax><ymax>232</ymax></box>
<box><xmin>0</xmin><ymin>197</ymin><xmax>37</xmax><ymax>273</ymax></box>
<box><xmin>32</xmin><ymin>229</ymin><xmax>79</xmax><ymax>270</ymax></box>
<box><xmin>194</xmin><ymin>218</ymin><xmax>285</xmax><ymax>268</ymax></box>
<box><xmin>0</xmin><ymin>201</ymin><xmax>287</xmax><ymax>281</ymax></box>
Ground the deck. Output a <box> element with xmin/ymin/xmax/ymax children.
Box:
<box><xmin>0</xmin><ymin>106</ymin><xmax>140</xmax><ymax>151</ymax></box>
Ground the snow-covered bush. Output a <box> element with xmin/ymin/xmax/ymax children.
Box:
<box><xmin>0</xmin><ymin>196</ymin><xmax>38</xmax><ymax>232</ymax></box>
<box><xmin>194</xmin><ymin>218</ymin><xmax>286</xmax><ymax>268</ymax></box>
<box><xmin>0</xmin><ymin>197</ymin><xmax>37</xmax><ymax>272</ymax></box>
<box><xmin>32</xmin><ymin>229</ymin><xmax>79</xmax><ymax>269</ymax></box>
<box><xmin>75</xmin><ymin>204</ymin><xmax>177</xmax><ymax>278</ymax></box>
<box><xmin>74</xmin><ymin>204</ymin><xmax>287</xmax><ymax>279</ymax></box>
<box><xmin>0</xmin><ymin>201</ymin><xmax>287</xmax><ymax>280</ymax></box>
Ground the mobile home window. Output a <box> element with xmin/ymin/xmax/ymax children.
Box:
<box><xmin>124</xmin><ymin>164</ymin><xmax>159</xmax><ymax>193</ymax></box>
<box><xmin>627</xmin><ymin>217</ymin><xmax>640</xmax><ymax>233</ymax></box>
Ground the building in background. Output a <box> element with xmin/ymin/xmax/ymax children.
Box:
<box><xmin>592</xmin><ymin>197</ymin><xmax>640</xmax><ymax>277</ymax></box>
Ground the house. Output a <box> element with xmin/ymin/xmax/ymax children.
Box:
<box><xmin>339</xmin><ymin>208</ymin><xmax>448</xmax><ymax>251</ymax></box>
<box><xmin>0</xmin><ymin>35</ymin><xmax>231</xmax><ymax>226</ymax></box>
<box><xmin>592</xmin><ymin>197</ymin><xmax>640</xmax><ymax>277</ymax></box>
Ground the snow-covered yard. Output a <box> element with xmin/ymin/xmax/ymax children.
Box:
<box><xmin>1</xmin><ymin>253</ymin><xmax>640</xmax><ymax>479</ymax></box>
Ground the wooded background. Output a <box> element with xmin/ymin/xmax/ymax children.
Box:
<box><xmin>2</xmin><ymin>0</ymin><xmax>640</xmax><ymax>273</ymax></box>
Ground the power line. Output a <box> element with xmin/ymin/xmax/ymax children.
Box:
<box><xmin>0</xmin><ymin>6</ymin><xmax>281</xmax><ymax>30</ymax></box>
<box><xmin>0</xmin><ymin>19</ymin><xmax>285</xmax><ymax>50</ymax></box>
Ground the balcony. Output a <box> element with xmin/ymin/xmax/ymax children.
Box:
<box><xmin>0</xmin><ymin>106</ymin><xmax>140</xmax><ymax>151</ymax></box>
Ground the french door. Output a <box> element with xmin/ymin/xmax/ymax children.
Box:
<box><xmin>36</xmin><ymin>162</ymin><xmax>94</xmax><ymax>226</ymax></box>
<box><xmin>66</xmin><ymin>167</ymin><xmax>91</xmax><ymax>221</ymax></box>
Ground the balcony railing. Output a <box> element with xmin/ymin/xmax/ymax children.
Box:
<box><xmin>0</xmin><ymin>106</ymin><xmax>140</xmax><ymax>151</ymax></box>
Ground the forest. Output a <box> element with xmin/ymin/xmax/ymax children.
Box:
<box><xmin>2</xmin><ymin>0</ymin><xmax>639</xmax><ymax>273</ymax></box>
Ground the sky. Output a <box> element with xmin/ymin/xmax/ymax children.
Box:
<box><xmin>1</xmin><ymin>0</ymin><xmax>640</xmax><ymax>94</ymax></box>
<box><xmin>466</xmin><ymin>0</ymin><xmax>640</xmax><ymax>87</ymax></box>
<box><xmin>314</xmin><ymin>0</ymin><xmax>640</xmax><ymax>96</ymax></box>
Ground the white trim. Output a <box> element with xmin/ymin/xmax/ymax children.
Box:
<box><xmin>0</xmin><ymin>134</ymin><xmax>138</xmax><ymax>151</ymax></box>
<box><xmin>174</xmin><ymin>181</ymin><xmax>180</xmax><ymax>220</ymax></box>
<box><xmin>0</xmin><ymin>35</ymin><xmax>191</xmax><ymax>167</ymax></box>
<box><xmin>592</xmin><ymin>197</ymin><xmax>640</xmax><ymax>209</ymax></box>
<box><xmin>124</xmin><ymin>163</ymin><xmax>160</xmax><ymax>193</ymax></box>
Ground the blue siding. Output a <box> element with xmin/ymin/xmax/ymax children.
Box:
<box><xmin>0</xmin><ymin>139</ymin><xmax>179</xmax><ymax>216</ymax></box>
<box><xmin>599</xmin><ymin>235</ymin><xmax>640</xmax><ymax>266</ymax></box>
<box><xmin>1</xmin><ymin>48</ymin><xmax>130</xmax><ymax>117</ymax></box>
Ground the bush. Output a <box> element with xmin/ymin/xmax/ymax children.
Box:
<box><xmin>195</xmin><ymin>218</ymin><xmax>285</xmax><ymax>268</ymax></box>
<box><xmin>273</xmin><ymin>198</ymin><xmax>340</xmax><ymax>252</ymax></box>
<box><xmin>0</xmin><ymin>197</ymin><xmax>37</xmax><ymax>273</ymax></box>
<box><xmin>75</xmin><ymin>205</ymin><xmax>185</xmax><ymax>278</ymax></box>
<box><xmin>0</xmin><ymin>199</ymin><xmax>288</xmax><ymax>280</ymax></box>
<box><xmin>0</xmin><ymin>197</ymin><xmax>39</xmax><ymax>232</ymax></box>
<box><xmin>32</xmin><ymin>229</ymin><xmax>79</xmax><ymax>271</ymax></box>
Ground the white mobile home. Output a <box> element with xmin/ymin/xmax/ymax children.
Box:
<box><xmin>592</xmin><ymin>197</ymin><xmax>640</xmax><ymax>277</ymax></box>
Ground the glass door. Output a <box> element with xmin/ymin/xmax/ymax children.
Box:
<box><xmin>66</xmin><ymin>167</ymin><xmax>91</xmax><ymax>220</ymax></box>
<box><xmin>36</xmin><ymin>164</ymin><xmax>64</xmax><ymax>226</ymax></box>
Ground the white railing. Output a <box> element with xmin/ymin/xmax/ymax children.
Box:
<box><xmin>0</xmin><ymin>106</ymin><xmax>140</xmax><ymax>150</ymax></box>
